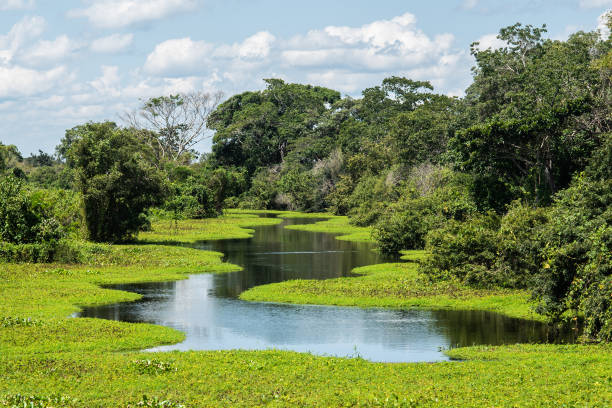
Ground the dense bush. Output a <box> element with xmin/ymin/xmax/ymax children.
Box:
<box><xmin>534</xmin><ymin>176</ymin><xmax>612</xmax><ymax>340</ymax></box>
<box><xmin>65</xmin><ymin>122</ymin><xmax>167</xmax><ymax>243</ymax></box>
<box><xmin>164</xmin><ymin>178</ymin><xmax>217</xmax><ymax>219</ymax></box>
<box><xmin>373</xmin><ymin>169</ymin><xmax>477</xmax><ymax>253</ymax></box>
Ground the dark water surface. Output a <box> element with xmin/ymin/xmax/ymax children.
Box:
<box><xmin>79</xmin><ymin>217</ymin><xmax>574</xmax><ymax>362</ymax></box>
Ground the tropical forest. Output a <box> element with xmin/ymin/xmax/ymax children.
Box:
<box><xmin>0</xmin><ymin>9</ymin><xmax>611</xmax><ymax>408</ymax></box>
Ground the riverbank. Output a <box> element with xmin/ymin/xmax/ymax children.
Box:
<box><xmin>1</xmin><ymin>213</ymin><xmax>610</xmax><ymax>407</ymax></box>
<box><xmin>240</xmin><ymin>252</ymin><xmax>542</xmax><ymax>321</ymax></box>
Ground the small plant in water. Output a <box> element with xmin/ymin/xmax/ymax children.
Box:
<box><xmin>0</xmin><ymin>394</ymin><xmax>77</xmax><ymax>408</ymax></box>
<box><xmin>128</xmin><ymin>395</ymin><xmax>185</xmax><ymax>408</ymax></box>
<box><xmin>131</xmin><ymin>359</ymin><xmax>177</xmax><ymax>375</ymax></box>
<box><xmin>0</xmin><ymin>317</ymin><xmax>42</xmax><ymax>328</ymax></box>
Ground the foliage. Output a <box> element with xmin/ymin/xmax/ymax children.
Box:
<box><xmin>65</xmin><ymin>122</ymin><xmax>167</xmax><ymax>243</ymax></box>
<box><xmin>373</xmin><ymin>168</ymin><xmax>477</xmax><ymax>253</ymax></box>
<box><xmin>534</xmin><ymin>176</ymin><xmax>612</xmax><ymax>340</ymax></box>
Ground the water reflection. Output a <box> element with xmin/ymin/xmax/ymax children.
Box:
<box><xmin>79</xmin><ymin>217</ymin><xmax>575</xmax><ymax>362</ymax></box>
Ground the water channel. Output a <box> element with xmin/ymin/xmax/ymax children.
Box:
<box><xmin>79</xmin><ymin>217</ymin><xmax>573</xmax><ymax>362</ymax></box>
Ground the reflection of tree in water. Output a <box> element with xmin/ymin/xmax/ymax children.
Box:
<box><xmin>429</xmin><ymin>310</ymin><xmax>580</xmax><ymax>347</ymax></box>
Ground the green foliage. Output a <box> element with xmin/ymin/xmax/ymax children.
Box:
<box><xmin>0</xmin><ymin>394</ymin><xmax>77</xmax><ymax>408</ymax></box>
<box><xmin>131</xmin><ymin>359</ymin><xmax>176</xmax><ymax>375</ymax></box>
<box><xmin>165</xmin><ymin>178</ymin><xmax>217</xmax><ymax>220</ymax></box>
<box><xmin>373</xmin><ymin>168</ymin><xmax>477</xmax><ymax>253</ymax></box>
<box><xmin>65</xmin><ymin>122</ymin><xmax>167</xmax><ymax>243</ymax></box>
<box><xmin>534</xmin><ymin>176</ymin><xmax>612</xmax><ymax>340</ymax></box>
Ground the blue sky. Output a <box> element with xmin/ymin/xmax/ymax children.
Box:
<box><xmin>0</xmin><ymin>0</ymin><xmax>610</xmax><ymax>155</ymax></box>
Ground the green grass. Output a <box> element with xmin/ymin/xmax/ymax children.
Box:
<box><xmin>1</xmin><ymin>214</ymin><xmax>611</xmax><ymax>407</ymax></box>
<box><xmin>225</xmin><ymin>208</ymin><xmax>337</xmax><ymax>219</ymax></box>
<box><xmin>0</xmin><ymin>345</ymin><xmax>610</xmax><ymax>407</ymax></box>
<box><xmin>241</xmin><ymin>251</ymin><xmax>543</xmax><ymax>321</ymax></box>
<box><xmin>284</xmin><ymin>216</ymin><xmax>374</xmax><ymax>243</ymax></box>
<box><xmin>0</xmin><ymin>243</ymin><xmax>240</xmax><ymax>357</ymax></box>
<box><xmin>138</xmin><ymin>213</ymin><xmax>282</xmax><ymax>244</ymax></box>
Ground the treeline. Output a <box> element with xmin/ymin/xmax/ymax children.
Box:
<box><xmin>1</xmin><ymin>21</ymin><xmax>611</xmax><ymax>340</ymax></box>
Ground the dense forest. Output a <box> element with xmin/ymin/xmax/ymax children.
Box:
<box><xmin>1</xmin><ymin>20</ymin><xmax>611</xmax><ymax>342</ymax></box>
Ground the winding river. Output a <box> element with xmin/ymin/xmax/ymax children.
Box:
<box><xmin>79</xmin><ymin>216</ymin><xmax>573</xmax><ymax>362</ymax></box>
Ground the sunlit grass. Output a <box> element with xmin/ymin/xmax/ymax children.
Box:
<box><xmin>284</xmin><ymin>216</ymin><xmax>374</xmax><ymax>243</ymax></box>
<box><xmin>138</xmin><ymin>213</ymin><xmax>282</xmax><ymax>244</ymax></box>
<box><xmin>241</xmin><ymin>251</ymin><xmax>543</xmax><ymax>321</ymax></box>
<box><xmin>1</xmin><ymin>214</ymin><xmax>610</xmax><ymax>407</ymax></box>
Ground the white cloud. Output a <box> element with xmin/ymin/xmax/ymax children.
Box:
<box><xmin>214</xmin><ymin>31</ymin><xmax>276</xmax><ymax>60</ymax></box>
<box><xmin>473</xmin><ymin>33</ymin><xmax>506</xmax><ymax>50</ymax></box>
<box><xmin>142</xmin><ymin>12</ymin><xmax>467</xmax><ymax>94</ymax></box>
<box><xmin>144</xmin><ymin>37</ymin><xmax>212</xmax><ymax>75</ymax></box>
<box><xmin>579</xmin><ymin>0</ymin><xmax>612</xmax><ymax>7</ymax></box>
<box><xmin>281</xmin><ymin>14</ymin><xmax>454</xmax><ymax>71</ymax></box>
<box><xmin>0</xmin><ymin>65</ymin><xmax>66</xmax><ymax>97</ymax></box>
<box><xmin>0</xmin><ymin>0</ymin><xmax>35</xmax><ymax>10</ymax></box>
<box><xmin>0</xmin><ymin>16</ymin><xmax>45</xmax><ymax>64</ymax></box>
<box><xmin>19</xmin><ymin>35</ymin><xmax>81</xmax><ymax>66</ymax></box>
<box><xmin>598</xmin><ymin>11</ymin><xmax>611</xmax><ymax>38</ymax></box>
<box><xmin>90</xmin><ymin>33</ymin><xmax>134</xmax><ymax>53</ymax></box>
<box><xmin>68</xmin><ymin>0</ymin><xmax>197</xmax><ymax>29</ymax></box>
<box><xmin>462</xmin><ymin>0</ymin><xmax>479</xmax><ymax>9</ymax></box>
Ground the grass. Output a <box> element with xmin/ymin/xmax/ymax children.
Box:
<box><xmin>283</xmin><ymin>216</ymin><xmax>374</xmax><ymax>243</ymax></box>
<box><xmin>0</xmin><ymin>213</ymin><xmax>611</xmax><ymax>406</ymax></box>
<box><xmin>240</xmin><ymin>251</ymin><xmax>543</xmax><ymax>321</ymax></box>
<box><xmin>138</xmin><ymin>213</ymin><xmax>282</xmax><ymax>244</ymax></box>
<box><xmin>0</xmin><ymin>346</ymin><xmax>610</xmax><ymax>407</ymax></box>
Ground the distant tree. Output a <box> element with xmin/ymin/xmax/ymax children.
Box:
<box><xmin>124</xmin><ymin>91</ymin><xmax>224</xmax><ymax>163</ymax></box>
<box><xmin>65</xmin><ymin>122</ymin><xmax>167</xmax><ymax>243</ymax></box>
<box><xmin>0</xmin><ymin>143</ymin><xmax>22</xmax><ymax>173</ymax></box>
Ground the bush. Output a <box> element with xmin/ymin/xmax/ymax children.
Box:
<box><xmin>420</xmin><ymin>215</ymin><xmax>501</xmax><ymax>286</ymax></box>
<box><xmin>373</xmin><ymin>169</ymin><xmax>477</xmax><ymax>253</ymax></box>
<box><xmin>65</xmin><ymin>122</ymin><xmax>167</xmax><ymax>243</ymax></box>
<box><xmin>534</xmin><ymin>176</ymin><xmax>612</xmax><ymax>340</ymax></box>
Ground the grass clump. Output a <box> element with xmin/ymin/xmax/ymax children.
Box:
<box><xmin>284</xmin><ymin>216</ymin><xmax>374</xmax><ymax>243</ymax></box>
<box><xmin>138</xmin><ymin>214</ymin><xmax>281</xmax><ymax>244</ymax></box>
<box><xmin>241</xmin><ymin>251</ymin><xmax>541</xmax><ymax>321</ymax></box>
<box><xmin>131</xmin><ymin>359</ymin><xmax>177</xmax><ymax>375</ymax></box>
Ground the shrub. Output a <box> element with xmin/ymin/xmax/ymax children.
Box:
<box><xmin>420</xmin><ymin>215</ymin><xmax>501</xmax><ymax>286</ymax></box>
<box><xmin>65</xmin><ymin>122</ymin><xmax>167</xmax><ymax>243</ymax></box>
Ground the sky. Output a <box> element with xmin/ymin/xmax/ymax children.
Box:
<box><xmin>0</xmin><ymin>0</ymin><xmax>610</xmax><ymax>155</ymax></box>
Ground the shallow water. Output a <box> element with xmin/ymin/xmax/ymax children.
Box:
<box><xmin>79</xmin><ymin>217</ymin><xmax>575</xmax><ymax>362</ymax></box>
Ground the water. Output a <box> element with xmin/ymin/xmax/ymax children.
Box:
<box><xmin>79</xmin><ymin>217</ymin><xmax>574</xmax><ymax>362</ymax></box>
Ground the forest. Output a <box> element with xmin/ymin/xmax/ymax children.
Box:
<box><xmin>2</xmin><ymin>21</ymin><xmax>611</xmax><ymax>342</ymax></box>
<box><xmin>0</xmin><ymin>17</ymin><xmax>612</xmax><ymax>406</ymax></box>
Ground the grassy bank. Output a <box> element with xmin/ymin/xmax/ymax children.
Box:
<box><xmin>240</xmin><ymin>251</ymin><xmax>542</xmax><ymax>321</ymax></box>
<box><xmin>1</xmin><ymin>214</ymin><xmax>611</xmax><ymax>407</ymax></box>
<box><xmin>283</xmin><ymin>216</ymin><xmax>374</xmax><ymax>243</ymax></box>
<box><xmin>1</xmin><ymin>344</ymin><xmax>611</xmax><ymax>407</ymax></box>
<box><xmin>139</xmin><ymin>213</ymin><xmax>282</xmax><ymax>244</ymax></box>
<box><xmin>0</xmin><ymin>243</ymin><xmax>240</xmax><ymax>357</ymax></box>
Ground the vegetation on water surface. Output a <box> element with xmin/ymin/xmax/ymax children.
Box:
<box><xmin>0</xmin><ymin>345</ymin><xmax>610</xmax><ymax>407</ymax></box>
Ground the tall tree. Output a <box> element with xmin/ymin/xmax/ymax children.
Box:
<box><xmin>124</xmin><ymin>91</ymin><xmax>224</xmax><ymax>163</ymax></box>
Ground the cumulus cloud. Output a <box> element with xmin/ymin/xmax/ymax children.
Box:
<box><xmin>462</xmin><ymin>0</ymin><xmax>479</xmax><ymax>9</ymax></box>
<box><xmin>473</xmin><ymin>33</ymin><xmax>506</xmax><ymax>50</ymax></box>
<box><xmin>68</xmin><ymin>0</ymin><xmax>197</xmax><ymax>29</ymax></box>
<box><xmin>280</xmin><ymin>13</ymin><xmax>455</xmax><ymax>73</ymax></box>
<box><xmin>19</xmin><ymin>35</ymin><xmax>81</xmax><ymax>66</ymax></box>
<box><xmin>90</xmin><ymin>33</ymin><xmax>134</xmax><ymax>53</ymax></box>
<box><xmin>598</xmin><ymin>11</ymin><xmax>611</xmax><ymax>38</ymax></box>
<box><xmin>0</xmin><ymin>65</ymin><xmax>66</xmax><ymax>97</ymax></box>
<box><xmin>142</xmin><ymin>12</ymin><xmax>466</xmax><ymax>94</ymax></box>
<box><xmin>0</xmin><ymin>16</ymin><xmax>45</xmax><ymax>64</ymax></box>
<box><xmin>579</xmin><ymin>0</ymin><xmax>612</xmax><ymax>7</ymax></box>
<box><xmin>144</xmin><ymin>37</ymin><xmax>212</xmax><ymax>76</ymax></box>
<box><xmin>0</xmin><ymin>0</ymin><xmax>35</xmax><ymax>10</ymax></box>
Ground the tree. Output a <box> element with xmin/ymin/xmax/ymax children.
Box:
<box><xmin>124</xmin><ymin>91</ymin><xmax>224</xmax><ymax>163</ymax></box>
<box><xmin>0</xmin><ymin>143</ymin><xmax>22</xmax><ymax>173</ymax></box>
<box><xmin>66</xmin><ymin>122</ymin><xmax>167</xmax><ymax>243</ymax></box>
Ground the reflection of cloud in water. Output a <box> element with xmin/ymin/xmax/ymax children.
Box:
<box><xmin>79</xmin><ymin>217</ymin><xmax>571</xmax><ymax>363</ymax></box>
